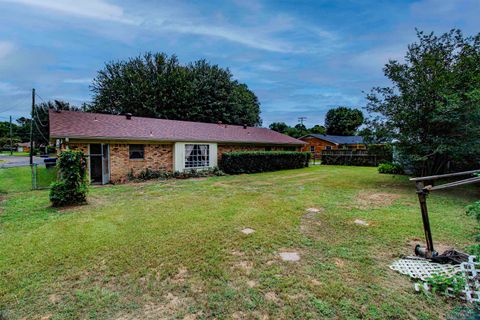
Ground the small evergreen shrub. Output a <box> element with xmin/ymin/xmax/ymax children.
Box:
<box><xmin>128</xmin><ymin>167</ymin><xmax>225</xmax><ymax>182</ymax></box>
<box><xmin>378</xmin><ymin>162</ymin><xmax>404</xmax><ymax>174</ymax></box>
<box><xmin>49</xmin><ymin>151</ymin><xmax>88</xmax><ymax>207</ymax></box>
<box><xmin>220</xmin><ymin>151</ymin><xmax>310</xmax><ymax>174</ymax></box>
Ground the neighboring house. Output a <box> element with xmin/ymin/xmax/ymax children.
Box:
<box><xmin>16</xmin><ymin>142</ymin><xmax>31</xmax><ymax>153</ymax></box>
<box><xmin>49</xmin><ymin>110</ymin><xmax>306</xmax><ymax>184</ymax></box>
<box><xmin>300</xmin><ymin>134</ymin><xmax>366</xmax><ymax>153</ymax></box>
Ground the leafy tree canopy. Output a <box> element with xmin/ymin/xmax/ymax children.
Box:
<box><xmin>269</xmin><ymin>122</ymin><xmax>325</xmax><ymax>138</ymax></box>
<box><xmin>32</xmin><ymin>100</ymin><xmax>80</xmax><ymax>147</ymax></box>
<box><xmin>2</xmin><ymin>100</ymin><xmax>80</xmax><ymax>148</ymax></box>
<box><xmin>324</xmin><ymin>107</ymin><xmax>364</xmax><ymax>136</ymax></box>
<box><xmin>365</xmin><ymin>29</ymin><xmax>480</xmax><ymax>176</ymax></box>
<box><xmin>269</xmin><ymin>122</ymin><xmax>289</xmax><ymax>134</ymax></box>
<box><xmin>89</xmin><ymin>52</ymin><xmax>262</xmax><ymax>126</ymax></box>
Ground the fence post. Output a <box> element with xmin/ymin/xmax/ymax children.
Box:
<box><xmin>31</xmin><ymin>163</ymin><xmax>37</xmax><ymax>190</ymax></box>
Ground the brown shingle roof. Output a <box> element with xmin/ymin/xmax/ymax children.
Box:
<box><xmin>49</xmin><ymin>110</ymin><xmax>305</xmax><ymax>146</ymax></box>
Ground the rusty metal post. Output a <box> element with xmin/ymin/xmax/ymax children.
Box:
<box><xmin>415</xmin><ymin>181</ymin><xmax>435</xmax><ymax>257</ymax></box>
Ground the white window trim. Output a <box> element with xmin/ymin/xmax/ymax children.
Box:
<box><xmin>173</xmin><ymin>142</ymin><xmax>218</xmax><ymax>172</ymax></box>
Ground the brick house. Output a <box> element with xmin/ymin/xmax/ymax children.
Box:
<box><xmin>49</xmin><ymin>110</ymin><xmax>306</xmax><ymax>184</ymax></box>
<box><xmin>300</xmin><ymin>134</ymin><xmax>366</xmax><ymax>153</ymax></box>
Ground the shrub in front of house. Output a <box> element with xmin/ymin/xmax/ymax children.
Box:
<box><xmin>220</xmin><ymin>151</ymin><xmax>310</xmax><ymax>174</ymax></box>
<box><xmin>127</xmin><ymin>167</ymin><xmax>225</xmax><ymax>182</ymax></box>
<box><xmin>49</xmin><ymin>150</ymin><xmax>88</xmax><ymax>207</ymax></box>
<box><xmin>378</xmin><ymin>162</ymin><xmax>404</xmax><ymax>175</ymax></box>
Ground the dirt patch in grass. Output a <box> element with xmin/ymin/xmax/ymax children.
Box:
<box><xmin>48</xmin><ymin>294</ymin><xmax>62</xmax><ymax>304</ymax></box>
<box><xmin>264</xmin><ymin>291</ymin><xmax>280</xmax><ymax>303</ymax></box>
<box><xmin>171</xmin><ymin>267</ymin><xmax>188</xmax><ymax>284</ymax></box>
<box><xmin>300</xmin><ymin>207</ymin><xmax>324</xmax><ymax>237</ymax></box>
<box><xmin>234</xmin><ymin>260</ymin><xmax>254</xmax><ymax>275</ymax></box>
<box><xmin>355</xmin><ymin>191</ymin><xmax>402</xmax><ymax>209</ymax></box>
<box><xmin>116</xmin><ymin>293</ymin><xmax>196</xmax><ymax>320</ymax></box>
<box><xmin>334</xmin><ymin>258</ymin><xmax>346</xmax><ymax>268</ymax></box>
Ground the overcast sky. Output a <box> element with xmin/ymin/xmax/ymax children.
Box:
<box><xmin>0</xmin><ymin>0</ymin><xmax>479</xmax><ymax>127</ymax></box>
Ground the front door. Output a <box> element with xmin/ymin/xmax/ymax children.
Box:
<box><xmin>89</xmin><ymin>144</ymin><xmax>110</xmax><ymax>184</ymax></box>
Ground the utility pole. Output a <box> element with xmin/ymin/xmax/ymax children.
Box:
<box><xmin>29</xmin><ymin>88</ymin><xmax>35</xmax><ymax>165</ymax></box>
<box><xmin>298</xmin><ymin>117</ymin><xmax>307</xmax><ymax>126</ymax></box>
<box><xmin>9</xmin><ymin>115</ymin><xmax>13</xmax><ymax>156</ymax></box>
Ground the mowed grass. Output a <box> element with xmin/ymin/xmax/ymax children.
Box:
<box><xmin>0</xmin><ymin>151</ymin><xmax>30</xmax><ymax>157</ymax></box>
<box><xmin>0</xmin><ymin>166</ymin><xmax>478</xmax><ymax>319</ymax></box>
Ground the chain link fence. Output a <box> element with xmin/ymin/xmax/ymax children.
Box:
<box><xmin>31</xmin><ymin>163</ymin><xmax>58</xmax><ymax>190</ymax></box>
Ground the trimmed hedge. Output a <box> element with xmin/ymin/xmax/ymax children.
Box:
<box><xmin>220</xmin><ymin>151</ymin><xmax>310</xmax><ymax>174</ymax></box>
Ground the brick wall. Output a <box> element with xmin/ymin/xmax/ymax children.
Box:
<box><xmin>60</xmin><ymin>143</ymin><xmax>89</xmax><ymax>154</ymax></box>
<box><xmin>60</xmin><ymin>142</ymin><xmax>300</xmax><ymax>184</ymax></box>
<box><xmin>109</xmin><ymin>144</ymin><xmax>173</xmax><ymax>183</ymax></box>
<box><xmin>300</xmin><ymin>137</ymin><xmax>337</xmax><ymax>152</ymax></box>
<box><xmin>62</xmin><ymin>142</ymin><xmax>173</xmax><ymax>184</ymax></box>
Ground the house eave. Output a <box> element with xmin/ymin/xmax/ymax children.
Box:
<box><xmin>50</xmin><ymin>135</ymin><xmax>306</xmax><ymax>146</ymax></box>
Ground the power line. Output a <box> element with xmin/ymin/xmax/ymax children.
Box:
<box><xmin>0</xmin><ymin>97</ymin><xmax>30</xmax><ymax>113</ymax></box>
<box><xmin>34</xmin><ymin>107</ymin><xmax>48</xmax><ymax>127</ymax></box>
<box><xmin>35</xmin><ymin>92</ymin><xmax>46</xmax><ymax>103</ymax></box>
<box><xmin>33</xmin><ymin>117</ymin><xmax>49</xmax><ymax>143</ymax></box>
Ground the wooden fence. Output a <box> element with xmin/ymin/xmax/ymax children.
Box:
<box><xmin>311</xmin><ymin>149</ymin><xmax>392</xmax><ymax>167</ymax></box>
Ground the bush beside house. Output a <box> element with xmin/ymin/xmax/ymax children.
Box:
<box><xmin>49</xmin><ymin>151</ymin><xmax>88</xmax><ymax>207</ymax></box>
<box><xmin>220</xmin><ymin>151</ymin><xmax>310</xmax><ymax>174</ymax></box>
<box><xmin>378</xmin><ymin>162</ymin><xmax>404</xmax><ymax>174</ymax></box>
<box><xmin>127</xmin><ymin>167</ymin><xmax>225</xmax><ymax>182</ymax></box>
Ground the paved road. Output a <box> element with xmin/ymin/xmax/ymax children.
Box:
<box><xmin>0</xmin><ymin>155</ymin><xmax>47</xmax><ymax>168</ymax></box>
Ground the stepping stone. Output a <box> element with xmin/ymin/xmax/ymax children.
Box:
<box><xmin>354</xmin><ymin>219</ymin><xmax>369</xmax><ymax>226</ymax></box>
<box><xmin>306</xmin><ymin>208</ymin><xmax>321</xmax><ymax>213</ymax></box>
<box><xmin>279</xmin><ymin>251</ymin><xmax>300</xmax><ymax>262</ymax></box>
<box><xmin>241</xmin><ymin>228</ymin><xmax>255</xmax><ymax>235</ymax></box>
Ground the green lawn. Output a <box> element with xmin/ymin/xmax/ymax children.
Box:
<box><xmin>0</xmin><ymin>166</ymin><xmax>478</xmax><ymax>319</ymax></box>
<box><xmin>0</xmin><ymin>151</ymin><xmax>30</xmax><ymax>157</ymax></box>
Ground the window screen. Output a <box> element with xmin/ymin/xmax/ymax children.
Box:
<box><xmin>185</xmin><ymin>144</ymin><xmax>209</xmax><ymax>168</ymax></box>
<box><xmin>129</xmin><ymin>144</ymin><xmax>144</xmax><ymax>159</ymax></box>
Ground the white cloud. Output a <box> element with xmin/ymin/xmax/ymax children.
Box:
<box><xmin>159</xmin><ymin>22</ymin><xmax>295</xmax><ymax>53</ymax></box>
<box><xmin>0</xmin><ymin>0</ymin><xmax>135</xmax><ymax>24</ymax></box>
<box><xmin>63</xmin><ymin>78</ymin><xmax>92</xmax><ymax>84</ymax></box>
<box><xmin>0</xmin><ymin>82</ymin><xmax>28</xmax><ymax>95</ymax></box>
<box><xmin>350</xmin><ymin>45</ymin><xmax>406</xmax><ymax>71</ymax></box>
<box><xmin>1</xmin><ymin>0</ymin><xmax>337</xmax><ymax>53</ymax></box>
<box><xmin>0</xmin><ymin>41</ymin><xmax>14</xmax><ymax>59</ymax></box>
<box><xmin>257</xmin><ymin>63</ymin><xmax>283</xmax><ymax>72</ymax></box>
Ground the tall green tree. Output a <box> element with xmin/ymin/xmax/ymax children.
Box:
<box><xmin>89</xmin><ymin>52</ymin><xmax>262</xmax><ymax>126</ymax></box>
<box><xmin>11</xmin><ymin>100</ymin><xmax>79</xmax><ymax>147</ymax></box>
<box><xmin>309</xmin><ymin>124</ymin><xmax>326</xmax><ymax>134</ymax></box>
<box><xmin>365</xmin><ymin>29</ymin><xmax>480</xmax><ymax>176</ymax></box>
<box><xmin>269</xmin><ymin>122</ymin><xmax>289</xmax><ymax>134</ymax></box>
<box><xmin>269</xmin><ymin>122</ymin><xmax>325</xmax><ymax>137</ymax></box>
<box><xmin>0</xmin><ymin>121</ymin><xmax>20</xmax><ymax>147</ymax></box>
<box><xmin>324</xmin><ymin>107</ymin><xmax>364</xmax><ymax>136</ymax></box>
